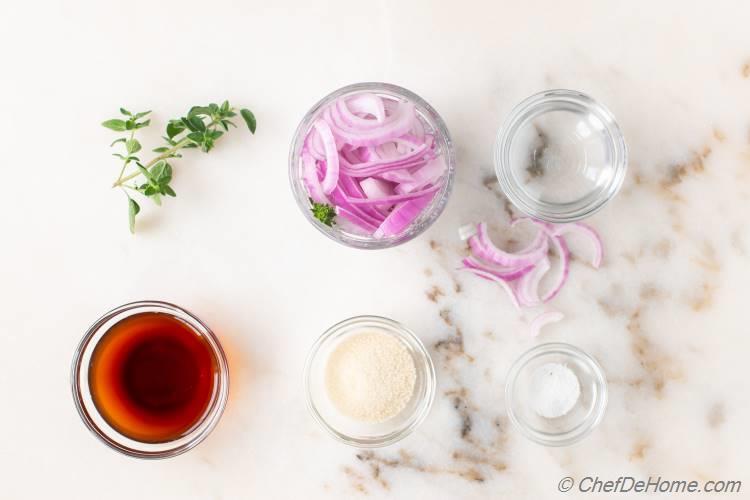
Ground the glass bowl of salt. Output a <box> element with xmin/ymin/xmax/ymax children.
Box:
<box><xmin>505</xmin><ymin>342</ymin><xmax>607</xmax><ymax>446</ymax></box>
<box><xmin>304</xmin><ymin>315</ymin><xmax>436</xmax><ymax>448</ymax></box>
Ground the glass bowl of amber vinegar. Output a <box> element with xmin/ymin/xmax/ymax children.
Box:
<box><xmin>71</xmin><ymin>301</ymin><xmax>229</xmax><ymax>458</ymax></box>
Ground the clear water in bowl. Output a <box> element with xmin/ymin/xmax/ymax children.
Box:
<box><xmin>511</xmin><ymin>108</ymin><xmax>613</xmax><ymax>204</ymax></box>
<box><xmin>496</xmin><ymin>90</ymin><xmax>628</xmax><ymax>222</ymax></box>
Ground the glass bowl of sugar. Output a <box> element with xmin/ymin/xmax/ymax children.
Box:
<box><xmin>304</xmin><ymin>315</ymin><xmax>436</xmax><ymax>448</ymax></box>
<box><xmin>505</xmin><ymin>342</ymin><xmax>608</xmax><ymax>446</ymax></box>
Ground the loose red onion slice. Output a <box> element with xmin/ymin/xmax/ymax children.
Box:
<box><xmin>554</xmin><ymin>222</ymin><xmax>603</xmax><ymax>268</ymax></box>
<box><xmin>517</xmin><ymin>256</ymin><xmax>551</xmax><ymax>306</ymax></box>
<box><xmin>469</xmin><ymin>222</ymin><xmax>548</xmax><ymax>267</ymax></box>
<box><xmin>460</xmin><ymin>268</ymin><xmax>521</xmax><ymax>310</ymax></box>
<box><xmin>459</xmin><ymin>217</ymin><xmax>603</xmax><ymax>315</ymax></box>
<box><xmin>461</xmin><ymin>256</ymin><xmax>534</xmax><ymax>281</ymax></box>
<box><xmin>529</xmin><ymin>311</ymin><xmax>565</xmax><ymax>337</ymax></box>
<box><xmin>519</xmin><ymin>219</ymin><xmax>568</xmax><ymax>298</ymax></box>
<box><xmin>541</xmin><ymin>235</ymin><xmax>570</xmax><ymax>302</ymax></box>
<box><xmin>516</xmin><ymin>226</ymin><xmax>547</xmax><ymax>254</ymax></box>
<box><xmin>513</xmin><ymin>218</ymin><xmax>602</xmax><ymax>268</ymax></box>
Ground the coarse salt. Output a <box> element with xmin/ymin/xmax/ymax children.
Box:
<box><xmin>529</xmin><ymin>362</ymin><xmax>581</xmax><ymax>419</ymax></box>
<box><xmin>325</xmin><ymin>331</ymin><xmax>416</xmax><ymax>423</ymax></box>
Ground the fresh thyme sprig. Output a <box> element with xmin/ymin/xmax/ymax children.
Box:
<box><xmin>310</xmin><ymin>200</ymin><xmax>336</xmax><ymax>227</ymax></box>
<box><xmin>103</xmin><ymin>102</ymin><xmax>256</xmax><ymax>233</ymax></box>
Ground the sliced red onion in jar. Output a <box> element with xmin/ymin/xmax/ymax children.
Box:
<box><xmin>345</xmin><ymin>184</ymin><xmax>439</xmax><ymax>206</ymax></box>
<box><xmin>329</xmin><ymin>187</ymin><xmax>383</xmax><ymax>227</ymax></box>
<box><xmin>324</xmin><ymin>102</ymin><xmax>417</xmax><ymax>148</ymax></box>
<box><xmin>336</xmin><ymin>173</ymin><xmax>387</xmax><ymax>222</ymax></box>
<box><xmin>336</xmin><ymin>206</ymin><xmax>379</xmax><ymax>233</ymax></box>
<box><xmin>302</xmin><ymin>152</ymin><xmax>327</xmax><ymax>204</ymax></box>
<box><xmin>299</xmin><ymin>92</ymin><xmax>447</xmax><ymax>239</ymax></box>
<box><xmin>312</xmin><ymin>120</ymin><xmax>339</xmax><ymax>194</ymax></box>
<box><xmin>360</xmin><ymin>177</ymin><xmax>394</xmax><ymax>200</ymax></box>
<box><xmin>373</xmin><ymin>194</ymin><xmax>433</xmax><ymax>238</ymax></box>
<box><xmin>395</xmin><ymin>158</ymin><xmax>446</xmax><ymax>194</ymax></box>
<box><xmin>346</xmin><ymin>93</ymin><xmax>386</xmax><ymax>122</ymax></box>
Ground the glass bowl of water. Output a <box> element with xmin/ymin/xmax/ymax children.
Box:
<box><xmin>494</xmin><ymin>89</ymin><xmax>627</xmax><ymax>223</ymax></box>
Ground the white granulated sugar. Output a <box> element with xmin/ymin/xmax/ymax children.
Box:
<box><xmin>529</xmin><ymin>362</ymin><xmax>581</xmax><ymax>419</ymax></box>
<box><xmin>325</xmin><ymin>331</ymin><xmax>417</xmax><ymax>423</ymax></box>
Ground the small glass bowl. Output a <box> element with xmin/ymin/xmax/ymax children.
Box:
<box><xmin>505</xmin><ymin>343</ymin><xmax>607</xmax><ymax>446</ymax></box>
<box><xmin>289</xmin><ymin>82</ymin><xmax>456</xmax><ymax>249</ymax></box>
<box><xmin>71</xmin><ymin>301</ymin><xmax>230</xmax><ymax>459</ymax></box>
<box><xmin>495</xmin><ymin>89</ymin><xmax>627</xmax><ymax>222</ymax></box>
<box><xmin>304</xmin><ymin>315</ymin><xmax>436</xmax><ymax>447</ymax></box>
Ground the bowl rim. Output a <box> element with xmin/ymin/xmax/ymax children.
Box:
<box><xmin>288</xmin><ymin>81</ymin><xmax>456</xmax><ymax>249</ymax></box>
<box><xmin>504</xmin><ymin>342</ymin><xmax>608</xmax><ymax>447</ymax></box>
<box><xmin>303</xmin><ymin>315</ymin><xmax>437</xmax><ymax>447</ymax></box>
<box><xmin>70</xmin><ymin>300</ymin><xmax>230</xmax><ymax>459</ymax></box>
<box><xmin>494</xmin><ymin>88</ymin><xmax>628</xmax><ymax>223</ymax></box>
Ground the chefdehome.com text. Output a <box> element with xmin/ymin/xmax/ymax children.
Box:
<box><xmin>557</xmin><ymin>476</ymin><xmax>742</xmax><ymax>494</ymax></box>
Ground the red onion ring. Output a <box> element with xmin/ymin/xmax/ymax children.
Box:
<box><xmin>459</xmin><ymin>218</ymin><xmax>603</xmax><ymax>317</ymax></box>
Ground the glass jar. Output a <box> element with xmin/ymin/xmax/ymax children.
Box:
<box><xmin>495</xmin><ymin>89</ymin><xmax>628</xmax><ymax>222</ymax></box>
<box><xmin>70</xmin><ymin>301</ymin><xmax>229</xmax><ymax>459</ymax></box>
<box><xmin>289</xmin><ymin>82</ymin><xmax>456</xmax><ymax>249</ymax></box>
<box><xmin>304</xmin><ymin>315</ymin><xmax>436</xmax><ymax>447</ymax></box>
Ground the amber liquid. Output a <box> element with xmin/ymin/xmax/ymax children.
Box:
<box><xmin>89</xmin><ymin>312</ymin><xmax>217</xmax><ymax>443</ymax></box>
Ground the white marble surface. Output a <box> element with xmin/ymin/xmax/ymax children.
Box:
<box><xmin>1</xmin><ymin>1</ymin><xmax>749</xmax><ymax>498</ymax></box>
